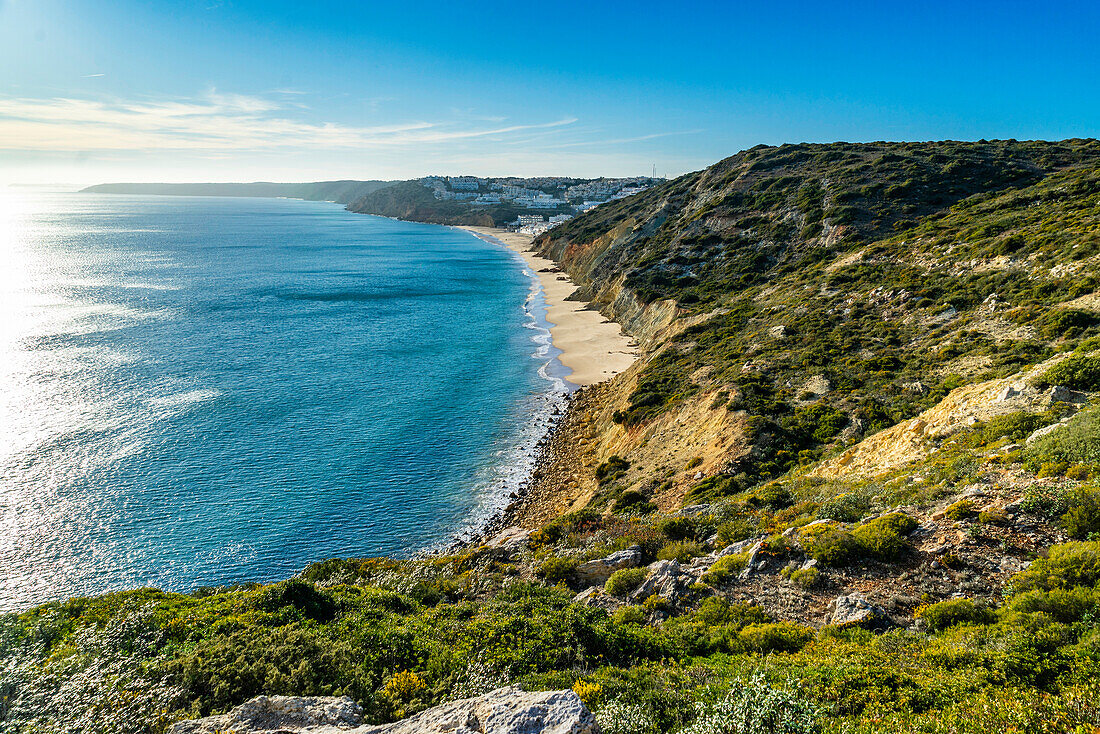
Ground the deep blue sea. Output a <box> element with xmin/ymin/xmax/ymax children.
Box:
<box><xmin>0</xmin><ymin>192</ymin><xmax>567</xmax><ymax>611</ymax></box>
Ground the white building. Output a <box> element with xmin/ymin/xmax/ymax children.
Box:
<box><xmin>449</xmin><ymin>176</ymin><xmax>481</xmax><ymax>191</ymax></box>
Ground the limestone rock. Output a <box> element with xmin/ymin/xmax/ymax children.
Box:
<box><xmin>571</xmin><ymin>587</ymin><xmax>620</xmax><ymax>612</ymax></box>
<box><xmin>575</xmin><ymin>546</ymin><xmax>642</xmax><ymax>585</ymax></box>
<box><xmin>171</xmin><ymin>688</ymin><xmax>597</xmax><ymax>734</ymax></box>
<box><xmin>715</xmin><ymin>536</ymin><xmax>765</xmax><ymax>558</ymax></box>
<box><xmin>168</xmin><ymin>695</ymin><xmax>364</xmax><ymax>734</ymax></box>
<box><xmin>629</xmin><ymin>559</ymin><xmax>692</xmax><ymax>602</ymax></box>
<box><xmin>1026</xmin><ymin>419</ymin><xmax>1070</xmax><ymax>444</ymax></box>
<box><xmin>738</xmin><ymin>541</ymin><xmax>768</xmax><ymax>580</ymax></box>
<box><xmin>482</xmin><ymin>527</ymin><xmax>533</xmax><ymax>555</ymax></box>
<box><xmin>829</xmin><ymin>594</ymin><xmax>890</xmax><ymax>629</ymax></box>
<box><xmin>343</xmin><ymin>687</ymin><xmax>596</xmax><ymax>734</ymax></box>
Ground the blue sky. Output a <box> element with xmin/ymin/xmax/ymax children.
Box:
<box><xmin>1</xmin><ymin>0</ymin><xmax>1097</xmax><ymax>184</ymax></box>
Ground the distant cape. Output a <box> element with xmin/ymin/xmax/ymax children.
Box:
<box><xmin>80</xmin><ymin>180</ymin><xmax>394</xmax><ymax>205</ymax></box>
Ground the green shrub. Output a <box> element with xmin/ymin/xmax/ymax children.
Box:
<box><xmin>916</xmin><ymin>598</ymin><xmax>996</xmax><ymax>631</ymax></box>
<box><xmin>747</xmin><ymin>485</ymin><xmax>793</xmax><ymax>510</ymax></box>
<box><xmin>1004</xmin><ymin>587</ymin><xmax>1099</xmax><ymax>624</ymax></box>
<box><xmin>1018</xmin><ymin>484</ymin><xmax>1072</xmax><ymax>519</ymax></box>
<box><xmin>1011</xmin><ymin>541</ymin><xmax>1100</xmax><ymax>591</ymax></box>
<box><xmin>852</xmin><ymin>513</ymin><xmax>917</xmax><ymax>561</ymax></box>
<box><xmin>738</xmin><ymin>621</ymin><xmax>813</xmax><ymax>653</ymax></box>
<box><xmin>684</xmin><ymin>671</ymin><xmax>822</xmax><ymax>734</ymax></box>
<box><xmin>944</xmin><ymin>500</ymin><xmax>977</xmax><ymax>521</ymax></box>
<box><xmin>538</xmin><ymin>556</ymin><xmax>578</xmax><ymax>583</ymax></box>
<box><xmin>596</xmin><ymin>455</ymin><xmax>631</xmax><ymax>482</ymax></box>
<box><xmin>801</xmin><ymin>524</ymin><xmax>862</xmax><ymax>567</ymax></box>
<box><xmin>256</xmin><ymin>579</ymin><xmax>336</xmax><ymax>622</ymax></box>
<box><xmin>612</xmin><ymin>491</ymin><xmax>656</xmax><ymax>514</ymax></box>
<box><xmin>605</xmin><ymin>567</ymin><xmax>649</xmax><ymax>596</ymax></box>
<box><xmin>612</xmin><ymin>606</ymin><xmax>647</xmax><ymax>625</ymax></box>
<box><xmin>701</xmin><ymin>553</ymin><xmax>748</xmax><ymax>585</ymax></box>
<box><xmin>1061</xmin><ymin>488</ymin><xmax>1100</xmax><ymax>539</ymax></box>
<box><xmin>1038</xmin><ymin>355</ymin><xmax>1100</xmax><ymax>390</ymax></box>
<box><xmin>641</xmin><ymin>594</ymin><xmax>671</xmax><ymax>613</ymax></box>
<box><xmin>657</xmin><ymin>541</ymin><xmax>704</xmax><ymax>563</ymax></box>
<box><xmin>978</xmin><ymin>508</ymin><xmax>1009</xmax><ymax>525</ymax></box>
<box><xmin>1026</xmin><ymin>411</ymin><xmax>1100</xmax><ymax>469</ymax></box>
<box><xmin>790</xmin><ymin>567</ymin><xmax>820</xmax><ymax>589</ymax></box>
<box><xmin>656</xmin><ymin>517</ymin><xmax>697</xmax><ymax>541</ymax></box>
<box><xmin>715</xmin><ymin>519</ymin><xmax>757</xmax><ymax>546</ymax></box>
<box><xmin>818</xmin><ymin>492</ymin><xmax>872</xmax><ymax>523</ymax></box>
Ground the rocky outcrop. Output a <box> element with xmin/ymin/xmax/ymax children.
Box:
<box><xmin>628</xmin><ymin>559</ymin><xmax>693</xmax><ymax>602</ymax></box>
<box><xmin>481</xmin><ymin>527</ymin><xmax>533</xmax><ymax>555</ymax></box>
<box><xmin>810</xmin><ymin>359</ymin><xmax>1084</xmax><ymax>479</ymax></box>
<box><xmin>168</xmin><ymin>695</ymin><xmax>364</xmax><ymax>733</ymax></box>
<box><xmin>575</xmin><ymin>546</ymin><xmax>642</xmax><ymax>584</ymax></box>
<box><xmin>169</xmin><ymin>687</ymin><xmax>596</xmax><ymax>734</ymax></box>
<box><xmin>828</xmin><ymin>594</ymin><xmax>890</xmax><ymax>629</ymax></box>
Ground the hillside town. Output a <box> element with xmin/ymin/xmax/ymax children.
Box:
<box><xmin>419</xmin><ymin>175</ymin><xmax>663</xmax><ymax>234</ymax></box>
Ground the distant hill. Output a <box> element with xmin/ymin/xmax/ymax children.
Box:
<box><xmin>80</xmin><ymin>180</ymin><xmax>394</xmax><ymax>205</ymax></box>
<box><xmin>347</xmin><ymin>180</ymin><xmax>525</xmax><ymax>227</ymax></box>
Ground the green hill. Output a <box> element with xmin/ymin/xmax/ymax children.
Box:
<box><xmin>12</xmin><ymin>140</ymin><xmax>1100</xmax><ymax>734</ymax></box>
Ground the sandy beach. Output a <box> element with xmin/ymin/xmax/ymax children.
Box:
<box><xmin>460</xmin><ymin>226</ymin><xmax>638</xmax><ymax>387</ymax></box>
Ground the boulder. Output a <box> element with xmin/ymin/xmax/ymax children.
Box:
<box><xmin>571</xmin><ymin>587</ymin><xmax>620</xmax><ymax>612</ymax></box>
<box><xmin>1026</xmin><ymin>420</ymin><xmax>1070</xmax><ymax>444</ymax></box>
<box><xmin>628</xmin><ymin>559</ymin><xmax>692</xmax><ymax>602</ymax></box>
<box><xmin>574</xmin><ymin>546</ymin><xmax>642</xmax><ymax>585</ymax></box>
<box><xmin>829</xmin><ymin>594</ymin><xmax>890</xmax><ymax>629</ymax></box>
<box><xmin>738</xmin><ymin>541</ymin><xmax>768</xmax><ymax>580</ymax></box>
<box><xmin>171</xmin><ymin>688</ymin><xmax>597</xmax><ymax>734</ymax></box>
<box><xmin>482</xmin><ymin>527</ymin><xmax>533</xmax><ymax>555</ymax></box>
<box><xmin>715</xmin><ymin>536</ymin><xmax>766</xmax><ymax>558</ymax></box>
<box><xmin>168</xmin><ymin>695</ymin><xmax>364</xmax><ymax>734</ymax></box>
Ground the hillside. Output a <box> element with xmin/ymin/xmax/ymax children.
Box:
<box><xmin>8</xmin><ymin>140</ymin><xmax>1100</xmax><ymax>734</ymax></box>
<box><xmin>347</xmin><ymin>181</ymin><xmax>553</xmax><ymax>228</ymax></box>
<box><xmin>80</xmin><ymin>180</ymin><xmax>394</xmax><ymax>204</ymax></box>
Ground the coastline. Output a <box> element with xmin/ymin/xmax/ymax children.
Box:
<box><xmin>458</xmin><ymin>226</ymin><xmax>638</xmax><ymax>387</ymax></box>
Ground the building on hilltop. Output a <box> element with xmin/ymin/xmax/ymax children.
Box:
<box><xmin>448</xmin><ymin>176</ymin><xmax>481</xmax><ymax>191</ymax></box>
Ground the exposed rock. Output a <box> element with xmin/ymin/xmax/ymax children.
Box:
<box><xmin>349</xmin><ymin>688</ymin><xmax>595</xmax><ymax>734</ymax></box>
<box><xmin>168</xmin><ymin>695</ymin><xmax>364</xmax><ymax>733</ymax></box>
<box><xmin>571</xmin><ymin>587</ymin><xmax>620</xmax><ymax>612</ymax></box>
<box><xmin>629</xmin><ymin>559</ymin><xmax>693</xmax><ymax>602</ymax></box>
<box><xmin>1026</xmin><ymin>419</ymin><xmax>1070</xmax><ymax>444</ymax></box>
<box><xmin>715</xmin><ymin>536</ymin><xmax>766</xmax><ymax>558</ymax></box>
<box><xmin>801</xmin><ymin>374</ymin><xmax>832</xmax><ymax>397</ymax></box>
<box><xmin>810</xmin><ymin>359</ymin><xmax>1079</xmax><ymax>478</ymax></box>
<box><xmin>829</xmin><ymin>594</ymin><xmax>890</xmax><ymax>629</ymax></box>
<box><xmin>482</xmin><ymin>527</ymin><xmax>533</xmax><ymax>555</ymax></box>
<box><xmin>171</xmin><ymin>688</ymin><xmax>597</xmax><ymax>734</ymax></box>
<box><xmin>738</xmin><ymin>541</ymin><xmax>768</xmax><ymax>580</ymax></box>
<box><xmin>575</xmin><ymin>546</ymin><xmax>642</xmax><ymax>585</ymax></box>
<box><xmin>1049</xmin><ymin>385</ymin><xmax>1087</xmax><ymax>404</ymax></box>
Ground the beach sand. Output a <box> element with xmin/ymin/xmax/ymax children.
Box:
<box><xmin>460</xmin><ymin>226</ymin><xmax>638</xmax><ymax>387</ymax></box>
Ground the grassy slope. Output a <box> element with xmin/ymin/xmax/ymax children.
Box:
<box><xmin>540</xmin><ymin>140</ymin><xmax>1100</xmax><ymax>487</ymax></box>
<box><xmin>8</xmin><ymin>140</ymin><xmax>1100</xmax><ymax>734</ymax></box>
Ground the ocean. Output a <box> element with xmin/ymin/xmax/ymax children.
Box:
<box><xmin>0</xmin><ymin>192</ymin><xmax>567</xmax><ymax>612</ymax></box>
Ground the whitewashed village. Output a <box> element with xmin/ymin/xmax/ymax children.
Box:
<box><xmin>419</xmin><ymin>174</ymin><xmax>663</xmax><ymax>234</ymax></box>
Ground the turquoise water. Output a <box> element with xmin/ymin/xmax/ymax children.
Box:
<box><xmin>0</xmin><ymin>193</ymin><xmax>567</xmax><ymax>611</ymax></box>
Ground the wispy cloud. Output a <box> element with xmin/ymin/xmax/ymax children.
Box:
<box><xmin>0</xmin><ymin>91</ymin><xmax>579</xmax><ymax>153</ymax></box>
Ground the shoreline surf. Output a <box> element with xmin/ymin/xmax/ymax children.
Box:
<box><xmin>457</xmin><ymin>226</ymin><xmax>639</xmax><ymax>387</ymax></box>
